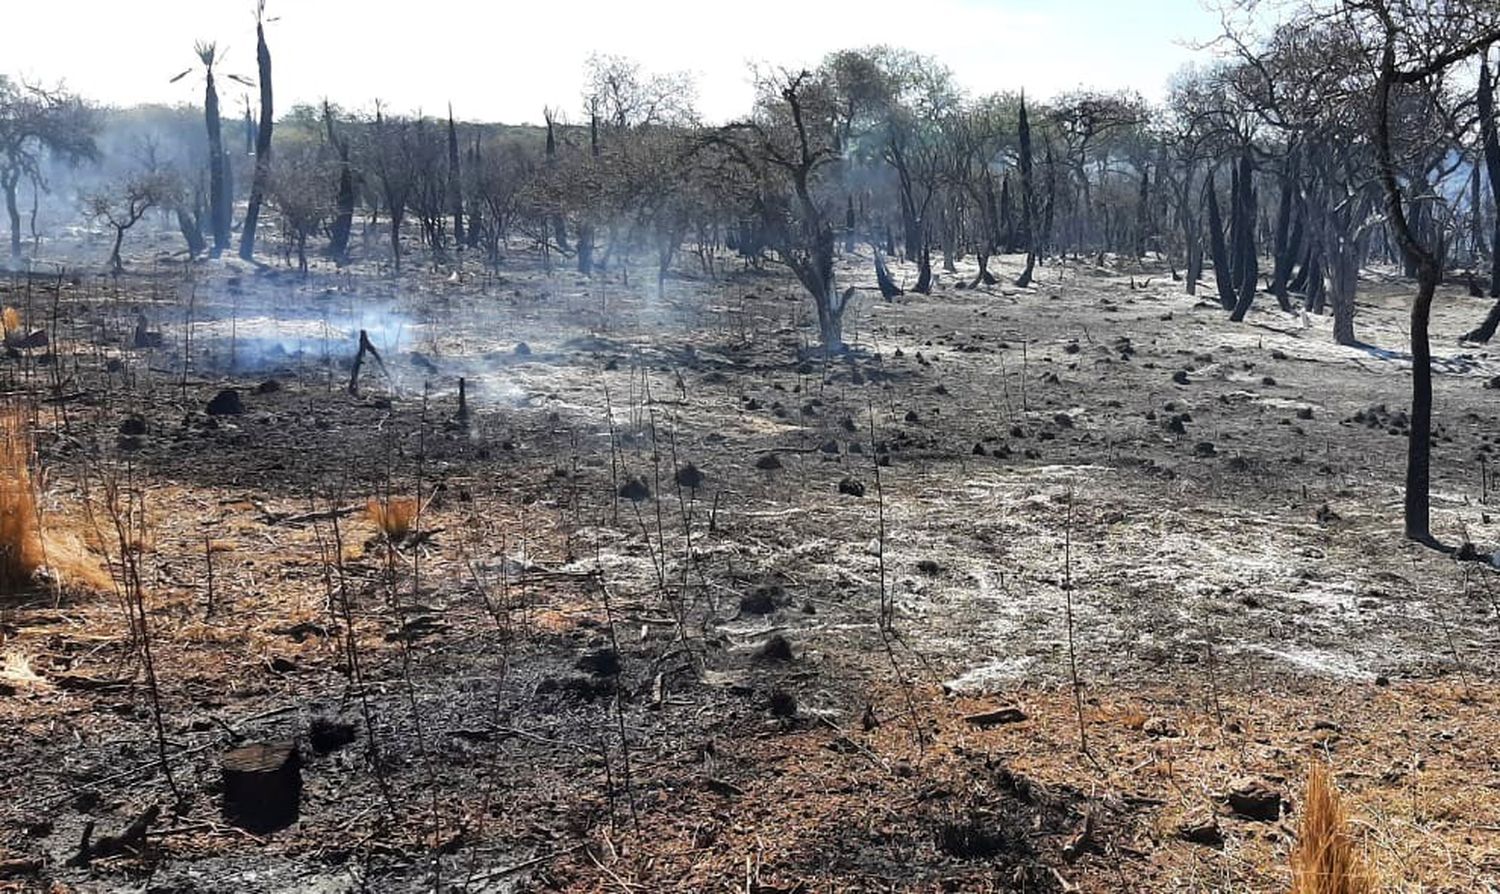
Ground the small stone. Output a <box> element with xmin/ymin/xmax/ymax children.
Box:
<box><xmin>207</xmin><ymin>389</ymin><xmax>244</xmax><ymax>416</ymax></box>
<box><xmin>739</xmin><ymin>585</ymin><xmax>781</xmax><ymax>616</ymax></box>
<box><xmin>755</xmin><ymin>634</ymin><xmax>795</xmax><ymax>662</ymax></box>
<box><xmin>1225</xmin><ymin>777</ymin><xmax>1284</xmax><ymax>821</ymax></box>
<box><xmin>514</xmin><ymin>342</ymin><xmax>532</xmax><ymax>356</ymax></box>
<box><xmin>754</xmin><ymin>453</ymin><xmax>783</xmax><ymax>471</ymax></box>
<box><xmin>964</xmin><ymin>706</ymin><xmax>1027</xmax><ymax>728</ymax></box>
<box><xmin>674</xmin><ymin>463</ymin><xmax>705</xmax><ymax>490</ymax></box>
<box><xmin>768</xmin><ymin>688</ymin><xmax>797</xmax><ymax>718</ymax></box>
<box><xmin>1178</xmin><ymin>812</ymin><xmax>1224</xmax><ymax>847</ymax></box>
<box><xmin>837</xmin><ymin>477</ymin><xmax>865</xmax><ymax>497</ymax></box>
<box><xmin>617</xmin><ymin>477</ymin><xmax>651</xmax><ymax>501</ymax></box>
<box><xmin>1193</xmin><ymin>441</ymin><xmax>1217</xmax><ymax>457</ymax></box>
<box><xmin>576</xmin><ymin>648</ymin><xmax>621</xmax><ymax>677</ymax></box>
<box><xmin>1296</xmin><ymin>406</ymin><xmax>1314</xmax><ymax>420</ymax></box>
<box><xmin>307</xmin><ymin>717</ymin><xmax>356</xmax><ymax>754</ymax></box>
<box><xmin>1172</xmin><ymin>370</ymin><xmax>1191</xmax><ymax>385</ymax></box>
<box><xmin>1142</xmin><ymin>716</ymin><xmax>1180</xmax><ymax>737</ymax></box>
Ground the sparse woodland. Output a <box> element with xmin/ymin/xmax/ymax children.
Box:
<box><xmin>1</xmin><ymin>1</ymin><xmax>1499</xmax><ymax>892</ymax></box>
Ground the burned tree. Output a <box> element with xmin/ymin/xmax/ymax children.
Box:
<box><xmin>1015</xmin><ymin>92</ymin><xmax>1038</xmax><ymax>287</ymax></box>
<box><xmin>172</xmin><ymin>42</ymin><xmax>234</xmax><ymax>257</ymax></box>
<box><xmin>712</xmin><ymin>70</ymin><xmax>849</xmax><ymax>350</ymax></box>
<box><xmin>0</xmin><ymin>78</ymin><xmax>97</xmax><ymax>260</ymax></box>
<box><xmin>323</xmin><ymin>102</ymin><xmax>356</xmax><ymax>265</ymax></box>
<box><xmin>238</xmin><ymin>3</ymin><xmax>274</xmax><ymax>261</ymax></box>
<box><xmin>87</xmin><ymin>163</ymin><xmax>174</xmax><ymax>274</ymax></box>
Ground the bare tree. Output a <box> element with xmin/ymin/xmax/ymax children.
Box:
<box><xmin>0</xmin><ymin>77</ymin><xmax>97</xmax><ymax>260</ymax></box>
<box><xmin>87</xmin><ymin>156</ymin><xmax>175</xmax><ymax>273</ymax></box>
<box><xmin>238</xmin><ymin>3</ymin><xmax>275</xmax><ymax>261</ymax></box>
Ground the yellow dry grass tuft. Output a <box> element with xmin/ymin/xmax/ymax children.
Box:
<box><xmin>366</xmin><ymin>496</ymin><xmax>419</xmax><ymax>541</ymax></box>
<box><xmin>0</xmin><ymin>409</ymin><xmax>45</xmax><ymax>592</ymax></box>
<box><xmin>1290</xmin><ymin>763</ymin><xmax>1376</xmax><ymax>894</ymax></box>
<box><xmin>1</xmin><ymin>306</ymin><xmax>20</xmax><ymax>337</ymax></box>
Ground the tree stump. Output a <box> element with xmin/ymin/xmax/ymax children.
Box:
<box><xmin>222</xmin><ymin>741</ymin><xmax>301</xmax><ymax>832</ymax></box>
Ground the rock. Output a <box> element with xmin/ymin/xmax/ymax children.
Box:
<box><xmin>307</xmin><ymin>716</ymin><xmax>356</xmax><ymax>754</ymax></box>
<box><xmin>617</xmin><ymin>476</ymin><xmax>651</xmax><ymax>501</ymax></box>
<box><xmin>1225</xmin><ymin>777</ymin><xmax>1284</xmax><ymax>821</ymax></box>
<box><xmin>837</xmin><ymin>477</ymin><xmax>865</xmax><ymax>497</ymax></box>
<box><xmin>818</xmin><ymin>439</ymin><xmax>840</xmax><ymax>454</ymax></box>
<box><xmin>916</xmin><ymin>559</ymin><xmax>941</xmax><ymax>575</ymax></box>
<box><xmin>768</xmin><ymin>688</ymin><xmax>798</xmax><ymax>718</ymax></box>
<box><xmin>119</xmin><ymin>416</ymin><xmax>147</xmax><ymax>436</ymax></box>
<box><xmin>754</xmin><ymin>453</ymin><xmax>783</xmax><ymax>471</ymax></box>
<box><xmin>972</xmin><ymin>442</ymin><xmax>987</xmax><ymax>455</ymax></box>
<box><xmin>1296</xmin><ymin>406</ymin><xmax>1314</xmax><ymax>420</ymax></box>
<box><xmin>514</xmin><ymin>342</ymin><xmax>532</xmax><ymax>356</ymax></box>
<box><xmin>739</xmin><ymin>586</ymin><xmax>781</xmax><ymax>615</ymax></box>
<box><xmin>964</xmin><ymin>706</ymin><xmax>1027</xmax><ymax>728</ymax></box>
<box><xmin>1142</xmin><ymin>716</ymin><xmax>1180</xmax><ymax>737</ymax></box>
<box><xmin>576</xmin><ymin>648</ymin><xmax>621</xmax><ymax>677</ymax></box>
<box><xmin>1193</xmin><ymin>441</ymin><xmax>1217</xmax><ymax>457</ymax></box>
<box><xmin>206</xmin><ymin>389</ymin><xmax>244</xmax><ymax>416</ymax></box>
<box><xmin>255</xmin><ymin>379</ymin><xmax>282</xmax><ymax>395</ymax></box>
<box><xmin>1178</xmin><ymin>812</ymin><xmax>1224</xmax><ymax>847</ymax></box>
<box><xmin>1485</xmin><ymin>376</ymin><xmax>1500</xmax><ymax>390</ymax></box>
<box><xmin>1164</xmin><ymin>414</ymin><xmax>1187</xmax><ymax>434</ymax></box>
<box><xmin>754</xmin><ymin>634</ymin><xmax>795</xmax><ymax>662</ymax></box>
<box><xmin>1172</xmin><ymin>370</ymin><xmax>1191</xmax><ymax>385</ymax></box>
<box><xmin>904</xmin><ymin>409</ymin><xmax>920</xmax><ymax>423</ymax></box>
<box><xmin>674</xmin><ymin>463</ymin><xmax>705</xmax><ymax>489</ymax></box>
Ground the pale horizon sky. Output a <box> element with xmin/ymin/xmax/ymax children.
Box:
<box><xmin>8</xmin><ymin>0</ymin><xmax>1230</xmax><ymax>125</ymax></box>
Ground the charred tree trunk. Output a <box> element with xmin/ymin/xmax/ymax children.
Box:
<box><xmin>1463</xmin><ymin>298</ymin><xmax>1500</xmax><ymax>342</ymax></box>
<box><xmin>1015</xmin><ymin>94</ymin><xmax>1038</xmax><ymax>288</ymax></box>
<box><xmin>325</xmin><ymin>105</ymin><xmax>354</xmax><ymax>265</ymax></box>
<box><xmin>875</xmin><ymin>250</ymin><xmax>903</xmax><ymax>298</ymax></box>
<box><xmin>1477</xmin><ymin>52</ymin><xmax>1500</xmax><ymax>296</ymax></box>
<box><xmin>913</xmin><ymin>241</ymin><xmax>932</xmax><ymax>294</ymax></box>
<box><xmin>844</xmin><ymin>195</ymin><xmax>856</xmax><ymax>254</ymax></box>
<box><xmin>238</xmin><ymin>21</ymin><xmax>273</xmax><ymax>262</ymax></box>
<box><xmin>1229</xmin><ymin>155</ymin><xmax>1259</xmax><ymax>323</ymax></box>
<box><xmin>3</xmin><ymin>170</ymin><xmax>21</xmax><ymax>259</ymax></box>
<box><xmin>205</xmin><ymin>71</ymin><xmax>230</xmax><ymax>258</ymax></box>
<box><xmin>1268</xmin><ymin>153</ymin><xmax>1300</xmax><ymax>308</ymax></box>
<box><xmin>1134</xmin><ymin>164</ymin><xmax>1150</xmax><ymax>259</ymax></box>
<box><xmin>222</xmin><ymin>742</ymin><xmax>301</xmax><ymax>832</ymax></box>
<box><xmin>446</xmin><ymin>108</ymin><xmax>464</xmax><ymax>249</ymax></box>
<box><xmin>1205</xmin><ymin>177</ymin><xmax>1236</xmax><ymax>310</ymax></box>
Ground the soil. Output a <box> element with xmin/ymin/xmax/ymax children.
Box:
<box><xmin>1</xmin><ymin>243</ymin><xmax>1498</xmax><ymax>893</ymax></box>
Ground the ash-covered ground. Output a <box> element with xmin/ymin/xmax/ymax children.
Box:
<box><xmin>1</xmin><ymin>243</ymin><xmax>1498</xmax><ymax>892</ymax></box>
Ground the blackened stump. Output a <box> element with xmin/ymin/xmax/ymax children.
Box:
<box><xmin>221</xmin><ymin>741</ymin><xmax>301</xmax><ymax>832</ymax></box>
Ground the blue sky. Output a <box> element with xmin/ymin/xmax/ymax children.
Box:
<box><xmin>7</xmin><ymin>0</ymin><xmax>1229</xmax><ymax>123</ymax></box>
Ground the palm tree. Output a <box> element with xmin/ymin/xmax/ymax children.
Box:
<box><xmin>171</xmin><ymin>41</ymin><xmax>249</xmax><ymax>258</ymax></box>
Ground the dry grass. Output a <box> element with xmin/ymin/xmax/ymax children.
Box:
<box><xmin>366</xmin><ymin>496</ymin><xmax>419</xmax><ymax>541</ymax></box>
<box><xmin>1</xmin><ymin>306</ymin><xmax>20</xmax><ymax>337</ymax></box>
<box><xmin>0</xmin><ymin>409</ymin><xmax>45</xmax><ymax>592</ymax></box>
<box><xmin>1290</xmin><ymin>763</ymin><xmax>1376</xmax><ymax>894</ymax></box>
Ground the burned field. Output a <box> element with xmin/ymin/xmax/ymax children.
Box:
<box><xmin>0</xmin><ymin>248</ymin><xmax>1497</xmax><ymax>893</ymax></box>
